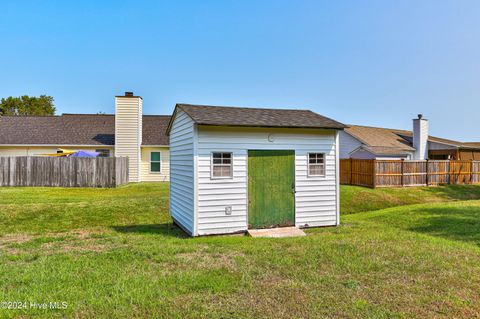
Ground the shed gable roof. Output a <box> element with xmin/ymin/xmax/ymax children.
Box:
<box><xmin>167</xmin><ymin>103</ymin><xmax>346</xmax><ymax>134</ymax></box>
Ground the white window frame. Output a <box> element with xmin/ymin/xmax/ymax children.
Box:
<box><xmin>210</xmin><ymin>152</ymin><xmax>233</xmax><ymax>179</ymax></box>
<box><xmin>150</xmin><ymin>151</ymin><xmax>161</xmax><ymax>173</ymax></box>
<box><xmin>307</xmin><ymin>152</ymin><xmax>326</xmax><ymax>177</ymax></box>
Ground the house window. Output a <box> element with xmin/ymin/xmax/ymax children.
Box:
<box><xmin>96</xmin><ymin>149</ymin><xmax>110</xmax><ymax>157</ymax></box>
<box><xmin>308</xmin><ymin>153</ymin><xmax>325</xmax><ymax>176</ymax></box>
<box><xmin>211</xmin><ymin>152</ymin><xmax>232</xmax><ymax>178</ymax></box>
<box><xmin>150</xmin><ymin>152</ymin><xmax>161</xmax><ymax>172</ymax></box>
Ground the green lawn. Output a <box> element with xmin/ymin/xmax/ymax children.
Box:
<box><xmin>341</xmin><ymin>184</ymin><xmax>480</xmax><ymax>214</ymax></box>
<box><xmin>0</xmin><ymin>183</ymin><xmax>480</xmax><ymax>318</ymax></box>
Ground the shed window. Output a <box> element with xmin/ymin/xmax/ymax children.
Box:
<box><xmin>150</xmin><ymin>152</ymin><xmax>161</xmax><ymax>172</ymax></box>
<box><xmin>96</xmin><ymin>149</ymin><xmax>110</xmax><ymax>157</ymax></box>
<box><xmin>211</xmin><ymin>152</ymin><xmax>232</xmax><ymax>178</ymax></box>
<box><xmin>308</xmin><ymin>153</ymin><xmax>325</xmax><ymax>176</ymax></box>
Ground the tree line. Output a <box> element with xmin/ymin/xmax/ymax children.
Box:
<box><xmin>0</xmin><ymin>95</ymin><xmax>56</xmax><ymax>116</ymax></box>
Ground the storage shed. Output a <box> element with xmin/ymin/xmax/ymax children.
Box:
<box><xmin>166</xmin><ymin>104</ymin><xmax>346</xmax><ymax>236</ymax></box>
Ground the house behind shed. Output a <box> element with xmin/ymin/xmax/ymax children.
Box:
<box><xmin>166</xmin><ymin>104</ymin><xmax>346</xmax><ymax>236</ymax></box>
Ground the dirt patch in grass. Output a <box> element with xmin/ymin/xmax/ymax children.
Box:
<box><xmin>0</xmin><ymin>229</ymin><xmax>123</xmax><ymax>256</ymax></box>
<box><xmin>203</xmin><ymin>273</ymin><xmax>310</xmax><ymax>319</ymax></box>
<box><xmin>0</xmin><ymin>233</ymin><xmax>34</xmax><ymax>245</ymax></box>
<box><xmin>173</xmin><ymin>246</ymin><xmax>246</xmax><ymax>272</ymax></box>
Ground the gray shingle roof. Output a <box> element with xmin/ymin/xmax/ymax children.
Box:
<box><xmin>170</xmin><ymin>104</ymin><xmax>346</xmax><ymax>132</ymax></box>
<box><xmin>0</xmin><ymin>114</ymin><xmax>170</xmax><ymax>146</ymax></box>
<box><xmin>142</xmin><ymin>115</ymin><xmax>171</xmax><ymax>145</ymax></box>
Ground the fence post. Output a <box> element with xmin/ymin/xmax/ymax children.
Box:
<box><xmin>350</xmin><ymin>158</ymin><xmax>353</xmax><ymax>185</ymax></box>
<box><xmin>401</xmin><ymin>159</ymin><xmax>404</xmax><ymax>187</ymax></box>
<box><xmin>425</xmin><ymin>160</ymin><xmax>429</xmax><ymax>186</ymax></box>
<box><xmin>471</xmin><ymin>160</ymin><xmax>474</xmax><ymax>184</ymax></box>
<box><xmin>372</xmin><ymin>159</ymin><xmax>377</xmax><ymax>188</ymax></box>
<box><xmin>447</xmin><ymin>160</ymin><xmax>451</xmax><ymax>185</ymax></box>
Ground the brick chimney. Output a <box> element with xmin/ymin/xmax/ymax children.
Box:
<box><xmin>413</xmin><ymin>114</ymin><xmax>428</xmax><ymax>160</ymax></box>
<box><xmin>115</xmin><ymin>92</ymin><xmax>142</xmax><ymax>182</ymax></box>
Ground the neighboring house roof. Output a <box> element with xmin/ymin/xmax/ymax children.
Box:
<box><xmin>142</xmin><ymin>115</ymin><xmax>171</xmax><ymax>145</ymax></box>
<box><xmin>345</xmin><ymin>124</ymin><xmax>480</xmax><ymax>154</ymax></box>
<box><xmin>392</xmin><ymin>130</ymin><xmax>463</xmax><ymax>147</ymax></box>
<box><xmin>345</xmin><ymin>125</ymin><xmax>415</xmax><ymax>154</ymax></box>
<box><xmin>0</xmin><ymin>114</ymin><xmax>170</xmax><ymax>146</ymax></box>
<box><xmin>462</xmin><ymin>142</ymin><xmax>480</xmax><ymax>149</ymax></box>
<box><xmin>168</xmin><ymin>103</ymin><xmax>346</xmax><ymax>134</ymax></box>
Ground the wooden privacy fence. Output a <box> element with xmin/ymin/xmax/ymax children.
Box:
<box><xmin>0</xmin><ymin>156</ymin><xmax>129</xmax><ymax>188</ymax></box>
<box><xmin>340</xmin><ymin>159</ymin><xmax>480</xmax><ymax>188</ymax></box>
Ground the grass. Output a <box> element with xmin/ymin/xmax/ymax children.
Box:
<box><xmin>0</xmin><ymin>183</ymin><xmax>479</xmax><ymax>318</ymax></box>
<box><xmin>341</xmin><ymin>184</ymin><xmax>480</xmax><ymax>214</ymax></box>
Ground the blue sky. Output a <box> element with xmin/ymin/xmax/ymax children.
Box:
<box><xmin>1</xmin><ymin>0</ymin><xmax>479</xmax><ymax>141</ymax></box>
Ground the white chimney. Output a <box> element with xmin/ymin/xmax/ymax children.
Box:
<box><xmin>115</xmin><ymin>92</ymin><xmax>143</xmax><ymax>182</ymax></box>
<box><xmin>413</xmin><ymin>114</ymin><xmax>428</xmax><ymax>160</ymax></box>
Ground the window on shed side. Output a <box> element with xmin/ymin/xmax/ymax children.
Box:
<box><xmin>150</xmin><ymin>151</ymin><xmax>161</xmax><ymax>172</ymax></box>
<box><xmin>211</xmin><ymin>152</ymin><xmax>232</xmax><ymax>178</ymax></box>
<box><xmin>308</xmin><ymin>153</ymin><xmax>325</xmax><ymax>176</ymax></box>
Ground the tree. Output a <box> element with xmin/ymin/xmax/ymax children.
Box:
<box><xmin>0</xmin><ymin>95</ymin><xmax>56</xmax><ymax>116</ymax></box>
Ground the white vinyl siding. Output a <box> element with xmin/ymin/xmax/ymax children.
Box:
<box><xmin>140</xmin><ymin>147</ymin><xmax>170</xmax><ymax>182</ymax></box>
<box><xmin>349</xmin><ymin>147</ymin><xmax>411</xmax><ymax>160</ymax></box>
<box><xmin>169</xmin><ymin>110</ymin><xmax>195</xmax><ymax>235</ymax></box>
<box><xmin>339</xmin><ymin>131</ymin><xmax>362</xmax><ymax>159</ymax></box>
<box><xmin>349</xmin><ymin>148</ymin><xmax>376</xmax><ymax>159</ymax></box>
<box><xmin>195</xmin><ymin>126</ymin><xmax>339</xmax><ymax>236</ymax></box>
<box><xmin>115</xmin><ymin>97</ymin><xmax>142</xmax><ymax>182</ymax></box>
<box><xmin>428</xmin><ymin>141</ymin><xmax>457</xmax><ymax>150</ymax></box>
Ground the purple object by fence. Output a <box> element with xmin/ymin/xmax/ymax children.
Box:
<box><xmin>69</xmin><ymin>151</ymin><xmax>100</xmax><ymax>157</ymax></box>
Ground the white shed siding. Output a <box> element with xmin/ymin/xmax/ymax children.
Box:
<box><xmin>115</xmin><ymin>96</ymin><xmax>142</xmax><ymax>182</ymax></box>
<box><xmin>195</xmin><ymin>126</ymin><xmax>338</xmax><ymax>236</ymax></box>
<box><xmin>169</xmin><ymin>110</ymin><xmax>195</xmax><ymax>235</ymax></box>
<box><xmin>339</xmin><ymin>131</ymin><xmax>362</xmax><ymax>159</ymax></box>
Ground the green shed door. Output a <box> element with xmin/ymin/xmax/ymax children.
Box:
<box><xmin>248</xmin><ymin>150</ymin><xmax>295</xmax><ymax>228</ymax></box>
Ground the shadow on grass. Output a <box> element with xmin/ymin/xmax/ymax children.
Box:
<box><xmin>423</xmin><ymin>184</ymin><xmax>480</xmax><ymax>201</ymax></box>
<box><xmin>409</xmin><ymin>205</ymin><xmax>480</xmax><ymax>245</ymax></box>
<box><xmin>111</xmin><ymin>223</ymin><xmax>189</xmax><ymax>238</ymax></box>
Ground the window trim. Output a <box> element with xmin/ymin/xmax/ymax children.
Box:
<box><xmin>307</xmin><ymin>152</ymin><xmax>326</xmax><ymax>177</ymax></box>
<box><xmin>95</xmin><ymin>149</ymin><xmax>111</xmax><ymax>158</ymax></box>
<box><xmin>210</xmin><ymin>152</ymin><xmax>233</xmax><ymax>179</ymax></box>
<box><xmin>150</xmin><ymin>151</ymin><xmax>161</xmax><ymax>173</ymax></box>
